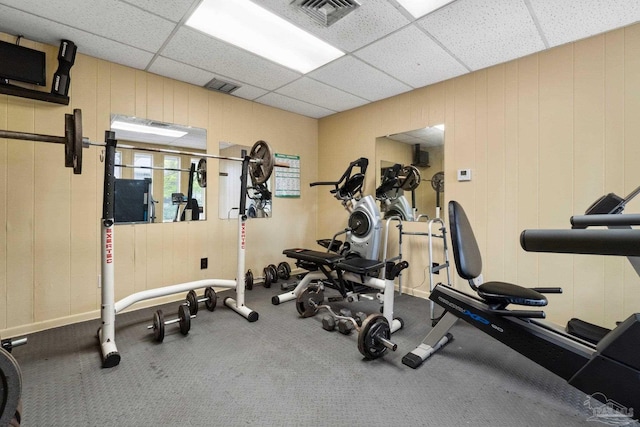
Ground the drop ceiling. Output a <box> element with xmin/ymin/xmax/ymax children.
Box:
<box><xmin>0</xmin><ymin>0</ymin><xmax>638</xmax><ymax>119</ymax></box>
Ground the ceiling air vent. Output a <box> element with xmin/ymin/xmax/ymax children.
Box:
<box><xmin>204</xmin><ymin>77</ymin><xmax>240</xmax><ymax>94</ymax></box>
<box><xmin>292</xmin><ymin>0</ymin><xmax>360</xmax><ymax>27</ymax></box>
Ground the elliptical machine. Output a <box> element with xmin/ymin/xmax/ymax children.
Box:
<box><xmin>376</xmin><ymin>163</ymin><xmax>421</xmax><ymax>221</ymax></box>
<box><xmin>274</xmin><ymin>158</ymin><xmax>407</xmax><ymax>358</ymax></box>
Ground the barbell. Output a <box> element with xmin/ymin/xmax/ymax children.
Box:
<box><xmin>115</xmin><ymin>162</ymin><xmax>207</xmax><ymax>187</ymax></box>
<box><xmin>0</xmin><ymin>109</ymin><xmax>275</xmax><ymax>185</ymax></box>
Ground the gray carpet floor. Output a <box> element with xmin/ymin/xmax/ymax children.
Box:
<box><xmin>11</xmin><ymin>281</ymin><xmax>639</xmax><ymax>426</ymax></box>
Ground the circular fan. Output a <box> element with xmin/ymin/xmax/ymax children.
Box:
<box><xmin>431</xmin><ymin>171</ymin><xmax>444</xmax><ymax>193</ymax></box>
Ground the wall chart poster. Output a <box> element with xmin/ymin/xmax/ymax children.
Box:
<box><xmin>274</xmin><ymin>153</ymin><xmax>300</xmax><ymax>198</ymax></box>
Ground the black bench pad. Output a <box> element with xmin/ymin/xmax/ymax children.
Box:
<box><xmin>336</xmin><ymin>258</ymin><xmax>384</xmax><ymax>275</ymax></box>
<box><xmin>283</xmin><ymin>249</ymin><xmax>343</xmax><ymax>266</ymax></box>
<box><xmin>478</xmin><ymin>281</ymin><xmax>547</xmax><ymax>306</ymax></box>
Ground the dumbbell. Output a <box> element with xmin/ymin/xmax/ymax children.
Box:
<box><xmin>322</xmin><ymin>316</ymin><xmax>336</xmax><ymax>331</ymax></box>
<box><xmin>322</xmin><ymin>311</ymin><xmax>367</xmax><ymax>332</ymax></box>
<box><xmin>147</xmin><ymin>305</ymin><xmax>195</xmax><ymax>343</ymax></box>
<box><xmin>245</xmin><ymin>265</ymin><xmax>276</xmax><ymax>290</ymax></box>
<box><xmin>276</xmin><ymin>262</ymin><xmax>291</xmax><ymax>281</ymax></box>
<box><xmin>338</xmin><ymin>309</ymin><xmax>366</xmax><ymax>326</ymax></box>
<box><xmin>337</xmin><ymin>319</ymin><xmax>354</xmax><ymax>335</ymax></box>
<box><xmin>185</xmin><ymin>287</ymin><xmax>217</xmax><ymax>315</ymax></box>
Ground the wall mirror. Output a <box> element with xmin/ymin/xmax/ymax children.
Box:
<box><xmin>375</xmin><ymin>124</ymin><xmax>444</xmax><ymax>220</ymax></box>
<box><xmin>218</xmin><ymin>142</ymin><xmax>272</xmax><ymax>220</ymax></box>
<box><xmin>109</xmin><ymin>114</ymin><xmax>207</xmax><ymax>224</ymax></box>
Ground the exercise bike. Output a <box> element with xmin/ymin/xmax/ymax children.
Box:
<box><xmin>403</xmin><ymin>200</ymin><xmax>640</xmax><ymax>421</ymax></box>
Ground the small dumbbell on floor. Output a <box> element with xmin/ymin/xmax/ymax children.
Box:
<box><xmin>185</xmin><ymin>287</ymin><xmax>217</xmax><ymax>315</ymax></box>
<box><xmin>276</xmin><ymin>262</ymin><xmax>291</xmax><ymax>282</ymax></box>
<box><xmin>322</xmin><ymin>311</ymin><xmax>367</xmax><ymax>334</ymax></box>
<box><xmin>245</xmin><ymin>265</ymin><xmax>277</xmax><ymax>290</ymax></box>
<box><xmin>148</xmin><ymin>305</ymin><xmax>195</xmax><ymax>343</ymax></box>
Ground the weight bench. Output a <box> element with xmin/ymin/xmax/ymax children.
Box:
<box><xmin>275</xmin><ymin>248</ymin><xmax>405</xmax><ymax>334</ymax></box>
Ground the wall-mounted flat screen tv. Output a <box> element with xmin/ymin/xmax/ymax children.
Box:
<box><xmin>0</xmin><ymin>40</ymin><xmax>46</xmax><ymax>86</ymax></box>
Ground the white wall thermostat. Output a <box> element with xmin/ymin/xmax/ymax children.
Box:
<box><xmin>457</xmin><ymin>169</ymin><xmax>472</xmax><ymax>181</ymax></box>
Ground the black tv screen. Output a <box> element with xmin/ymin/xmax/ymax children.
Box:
<box><xmin>0</xmin><ymin>40</ymin><xmax>46</xmax><ymax>86</ymax></box>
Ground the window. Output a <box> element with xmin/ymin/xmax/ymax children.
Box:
<box><xmin>114</xmin><ymin>151</ymin><xmax>122</xmax><ymax>179</ymax></box>
<box><xmin>163</xmin><ymin>156</ymin><xmax>181</xmax><ymax>222</ymax></box>
<box><xmin>133</xmin><ymin>153</ymin><xmax>153</xmax><ymax>180</ymax></box>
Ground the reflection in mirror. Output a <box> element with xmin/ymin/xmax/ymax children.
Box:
<box><xmin>218</xmin><ymin>142</ymin><xmax>272</xmax><ymax>220</ymax></box>
<box><xmin>375</xmin><ymin>125</ymin><xmax>444</xmax><ymax>219</ymax></box>
<box><xmin>110</xmin><ymin>114</ymin><xmax>207</xmax><ymax>224</ymax></box>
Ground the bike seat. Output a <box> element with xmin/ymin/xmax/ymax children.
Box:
<box><xmin>478</xmin><ymin>281</ymin><xmax>548</xmax><ymax>307</ymax></box>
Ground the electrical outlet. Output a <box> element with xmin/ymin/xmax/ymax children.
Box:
<box><xmin>200</xmin><ymin>258</ymin><xmax>208</xmax><ymax>269</ymax></box>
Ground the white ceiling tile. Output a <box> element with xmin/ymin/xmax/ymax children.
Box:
<box><xmin>121</xmin><ymin>0</ymin><xmax>197</xmax><ymax>22</ymax></box>
<box><xmin>232</xmin><ymin>85</ymin><xmax>270</xmax><ymax>101</ymax></box>
<box><xmin>0</xmin><ymin>0</ymin><xmax>176</xmax><ymax>51</ymax></box>
<box><xmin>0</xmin><ymin>5</ymin><xmax>154</xmax><ymax>69</ymax></box>
<box><xmin>256</xmin><ymin>93</ymin><xmax>335</xmax><ymax>119</ymax></box>
<box><xmin>528</xmin><ymin>0</ymin><xmax>640</xmax><ymax>47</ymax></box>
<box><xmin>308</xmin><ymin>56</ymin><xmax>412</xmax><ymax>102</ymax></box>
<box><xmin>276</xmin><ymin>78</ymin><xmax>369</xmax><ymax>112</ymax></box>
<box><xmin>148</xmin><ymin>56</ymin><xmax>215</xmax><ymax>86</ymax></box>
<box><xmin>253</xmin><ymin>0</ymin><xmax>410</xmax><ymax>52</ymax></box>
<box><xmin>161</xmin><ymin>27</ymin><xmax>302</xmax><ymax>91</ymax></box>
<box><xmin>230</xmin><ymin>85</ymin><xmax>270</xmax><ymax>101</ymax></box>
<box><xmin>418</xmin><ymin>0</ymin><xmax>546</xmax><ymax>71</ymax></box>
<box><xmin>354</xmin><ymin>25</ymin><xmax>468</xmax><ymax>88</ymax></box>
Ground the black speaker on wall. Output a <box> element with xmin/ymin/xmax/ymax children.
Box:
<box><xmin>51</xmin><ymin>39</ymin><xmax>77</xmax><ymax>97</ymax></box>
<box><xmin>412</xmin><ymin>144</ymin><xmax>430</xmax><ymax>168</ymax></box>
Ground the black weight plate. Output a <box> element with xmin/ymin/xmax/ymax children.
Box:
<box><xmin>295</xmin><ymin>285</ymin><xmax>324</xmax><ymax>318</ymax></box>
<box><xmin>245</xmin><ymin>270</ymin><xmax>253</xmax><ymax>290</ymax></box>
<box><xmin>178</xmin><ymin>304</ymin><xmax>191</xmax><ymax>336</ymax></box>
<box><xmin>358</xmin><ymin>315</ymin><xmax>390</xmax><ymax>360</ymax></box>
<box><xmin>64</xmin><ymin>113</ymin><xmax>73</xmax><ymax>168</ymax></box>
<box><xmin>399</xmin><ymin>165</ymin><xmax>420</xmax><ymax>191</ymax></box>
<box><xmin>73</xmin><ymin>109</ymin><xmax>83</xmax><ymax>174</ymax></box>
<box><xmin>268</xmin><ymin>264</ymin><xmax>278</xmax><ymax>283</ymax></box>
<box><xmin>0</xmin><ymin>349</ymin><xmax>22</xmax><ymax>427</ymax></box>
<box><xmin>204</xmin><ymin>287</ymin><xmax>217</xmax><ymax>311</ymax></box>
<box><xmin>186</xmin><ymin>290</ymin><xmax>198</xmax><ymax>315</ymax></box>
<box><xmin>197</xmin><ymin>158</ymin><xmax>207</xmax><ymax>188</ymax></box>
<box><xmin>248</xmin><ymin>140</ymin><xmax>274</xmax><ymax>185</ymax></box>
<box><xmin>263</xmin><ymin>267</ymin><xmax>272</xmax><ymax>288</ymax></box>
<box><xmin>153</xmin><ymin>310</ymin><xmax>165</xmax><ymax>342</ymax></box>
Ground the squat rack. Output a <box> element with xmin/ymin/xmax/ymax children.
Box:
<box><xmin>96</xmin><ymin>131</ymin><xmax>275</xmax><ymax>367</ymax></box>
<box><xmin>0</xmin><ymin>110</ymin><xmax>278</xmax><ymax>368</ymax></box>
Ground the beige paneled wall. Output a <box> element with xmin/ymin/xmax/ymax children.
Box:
<box><xmin>0</xmin><ymin>34</ymin><xmax>318</xmax><ymax>335</ymax></box>
<box><xmin>318</xmin><ymin>24</ymin><xmax>640</xmax><ymax>327</ymax></box>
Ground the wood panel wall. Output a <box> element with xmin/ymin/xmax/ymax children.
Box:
<box><xmin>0</xmin><ymin>33</ymin><xmax>318</xmax><ymax>336</ymax></box>
<box><xmin>318</xmin><ymin>24</ymin><xmax>640</xmax><ymax>327</ymax></box>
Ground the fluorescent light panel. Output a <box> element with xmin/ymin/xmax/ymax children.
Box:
<box><xmin>111</xmin><ymin>121</ymin><xmax>188</xmax><ymax>138</ymax></box>
<box><xmin>396</xmin><ymin>0</ymin><xmax>455</xmax><ymax>18</ymax></box>
<box><xmin>186</xmin><ymin>0</ymin><xmax>344</xmax><ymax>74</ymax></box>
